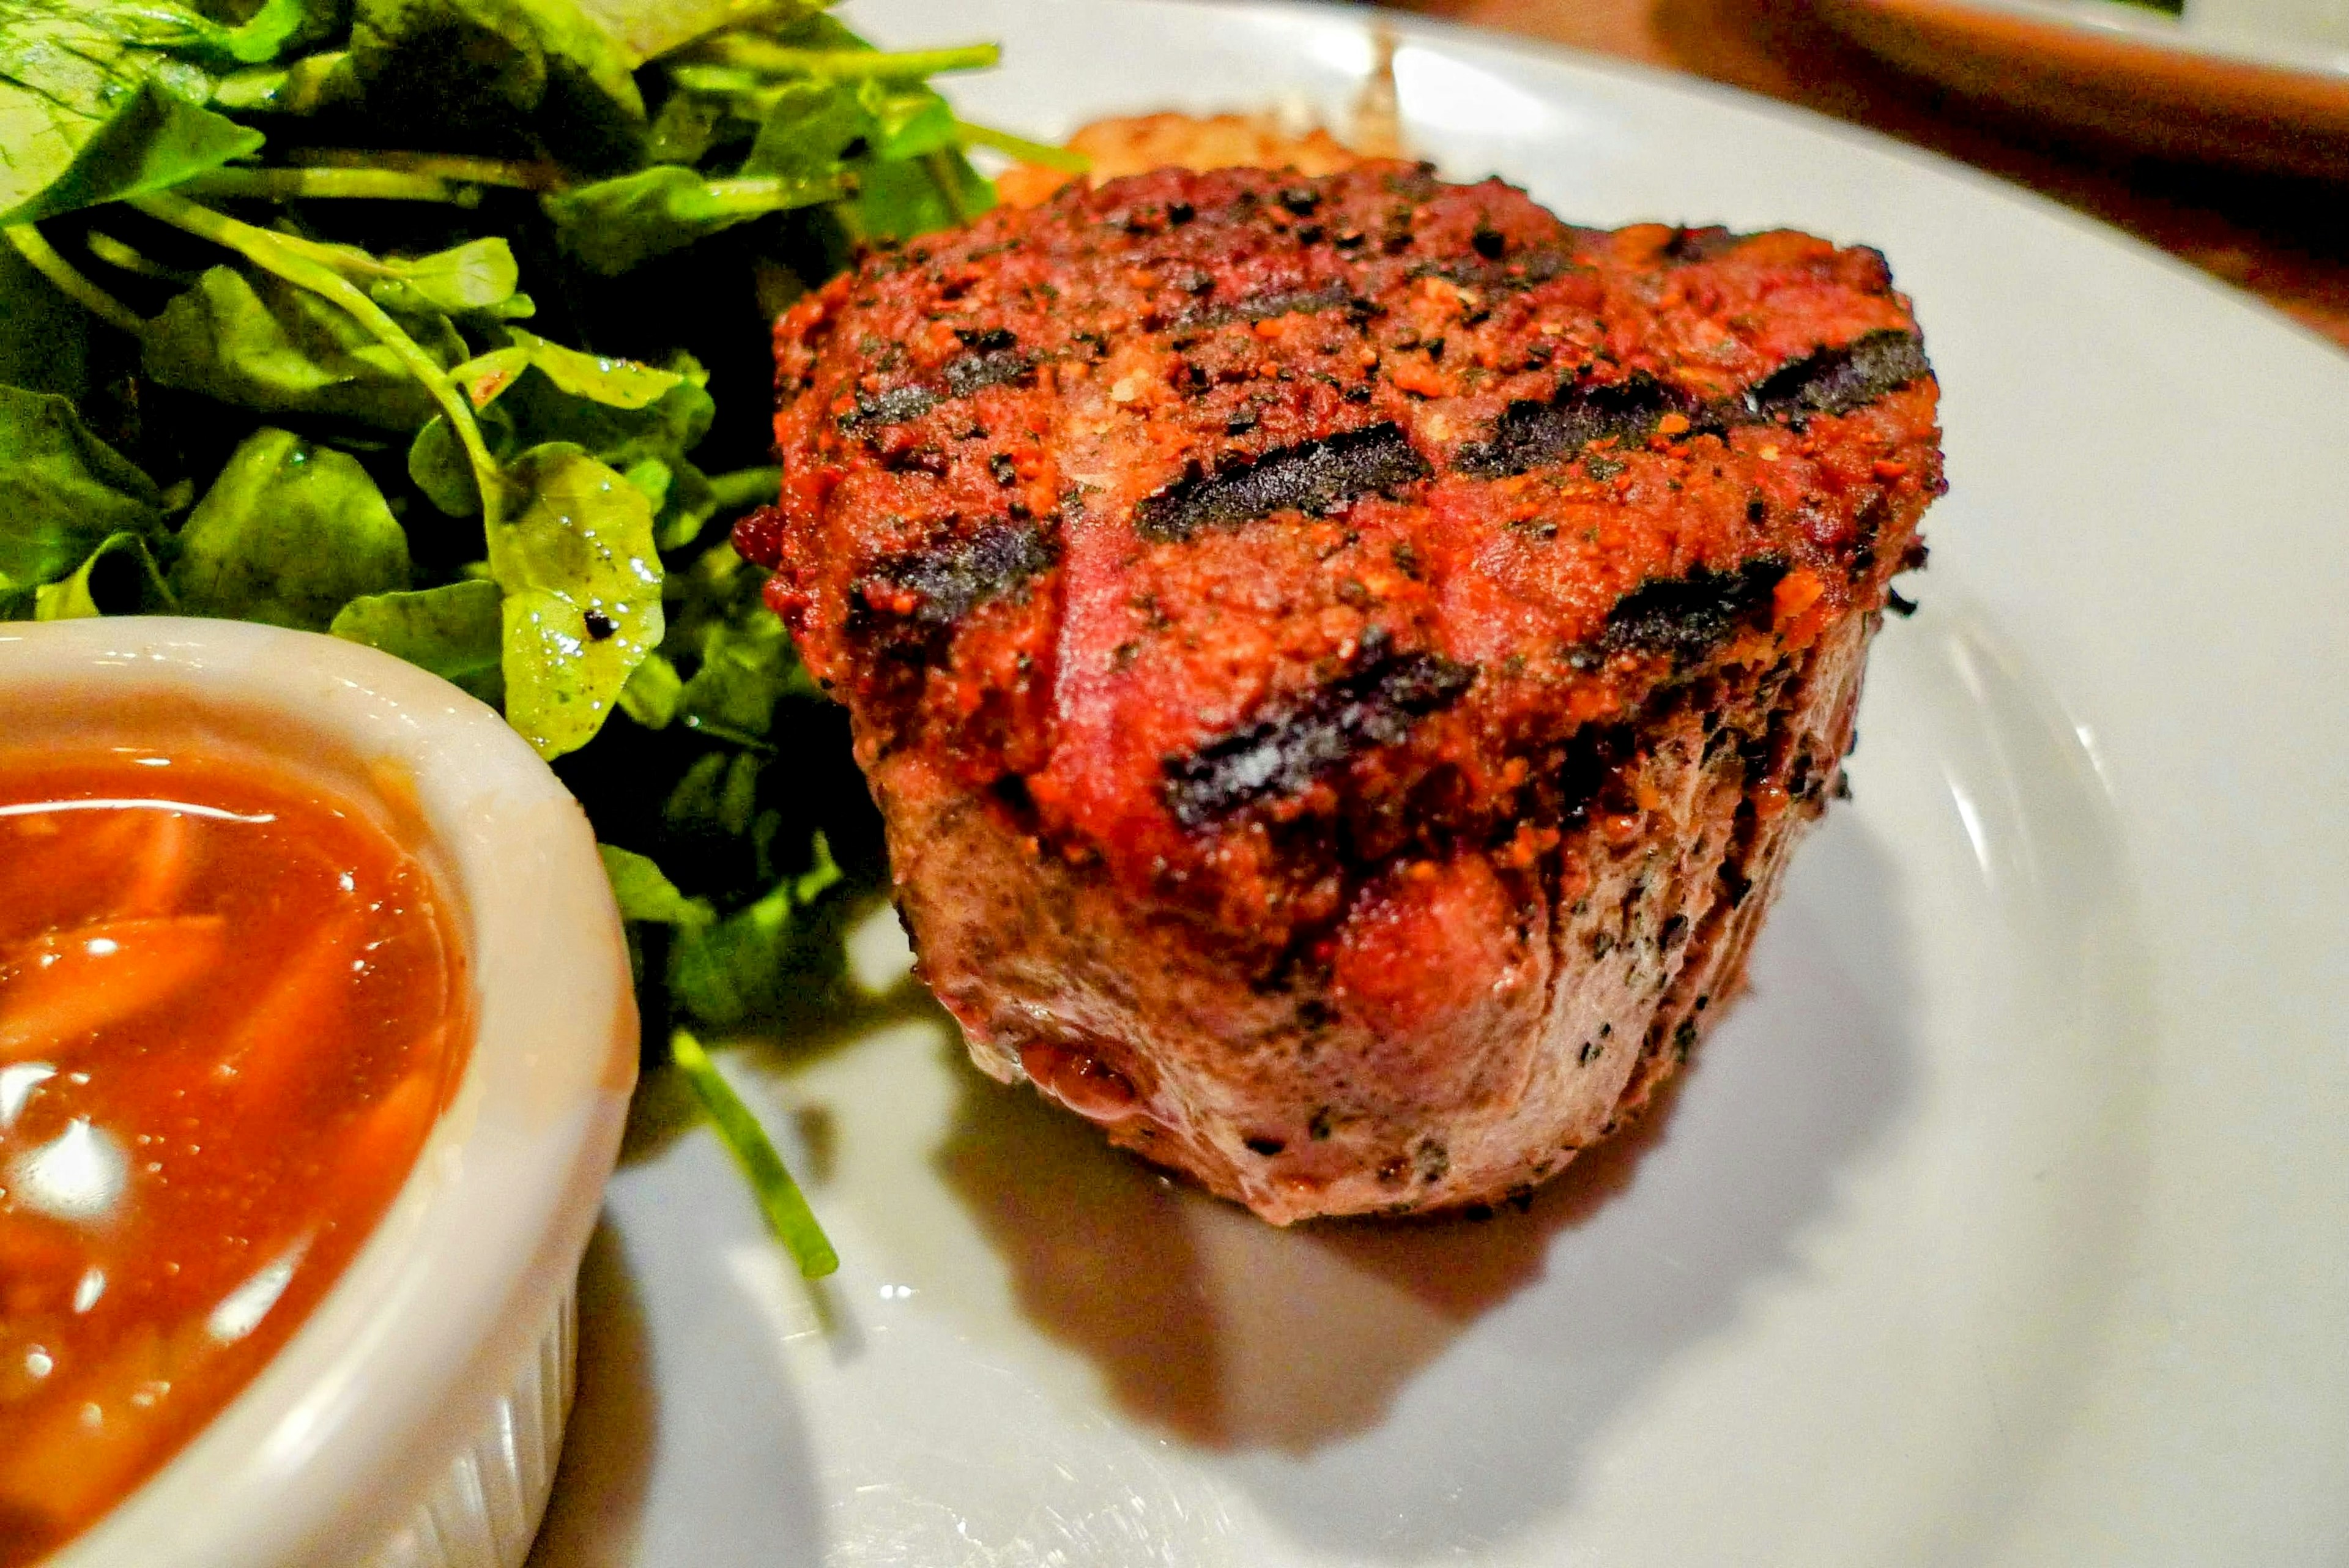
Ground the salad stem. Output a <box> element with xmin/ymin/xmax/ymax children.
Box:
<box><xmin>130</xmin><ymin>193</ymin><xmax>505</xmax><ymax>529</ymax></box>
<box><xmin>703</xmin><ymin>466</ymin><xmax>782</xmax><ymax>511</ymax></box>
<box><xmin>83</xmin><ymin>231</ymin><xmax>198</xmax><ymax>283</ymax></box>
<box><xmin>669</xmin><ymin>1029</ymin><xmax>839</xmax><ymax>1278</ymax></box>
<box><xmin>3</xmin><ymin>226</ymin><xmax>146</xmax><ymax>335</ymax></box>
<box><xmin>278</xmin><ymin>150</ymin><xmax>569</xmax><ymax>191</ymax></box>
<box><xmin>680</xmin><ymin>36</ymin><xmax>1000</xmax><ymax>79</ymax></box>
<box><xmin>182</xmin><ymin>168</ymin><xmax>484</xmax><ymax>205</ymax></box>
<box><xmin>953</xmin><ymin>120</ymin><xmax>1091</xmax><ymax>174</ymax></box>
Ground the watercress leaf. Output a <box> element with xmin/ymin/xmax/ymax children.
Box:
<box><xmin>664</xmin><ymin>839</ymin><xmax>846</xmax><ymax>1027</ymax></box>
<box><xmin>143</xmin><ymin>263</ymin><xmax>464</xmax><ymax>431</ymax></box>
<box><xmin>407</xmin><ymin>399</ymin><xmax>514</xmax><ymax>516</ymax></box>
<box><xmin>349</xmin><ymin>0</ymin><xmax>645</xmax><ymax>169</ymax></box>
<box><xmin>602</xmin><ymin>0</ymin><xmax>825</xmax><ymax>64</ymax></box>
<box><xmin>330</xmin><ymin>579</ymin><xmax>506</xmax><ymax>702</ymax></box>
<box><xmin>738</xmin><ymin>77</ymin><xmax>870</xmax><ymax>182</ymax></box>
<box><xmin>3</xmin><ymin>0</ymin><xmax>327</xmax><ymax>70</ymax></box>
<box><xmin>492</xmin><ymin>441</ymin><xmax>666</xmax><ymax>758</ymax></box>
<box><xmin>616</xmin><ymin>647</ymin><xmax>681</xmax><ymax>727</ymax></box>
<box><xmin>32</xmin><ymin>531</ymin><xmax>174</xmax><ymax>620</ymax></box>
<box><xmin>651</xmin><ymin>535</ymin><xmax>817</xmax><ymax>739</ymax></box>
<box><xmin>642</xmin><ymin>84</ymin><xmax>743</xmax><ymax>165</ymax></box>
<box><xmin>598</xmin><ymin>843</ymin><xmax>712</xmax><ymax>927</ymax></box>
<box><xmin>210</xmin><ymin>0</ymin><xmax>328</xmax><ymax>65</ymax></box>
<box><xmin>0</xmin><ymin>238</ymin><xmax>91</xmax><ymax>399</ymax></box>
<box><xmin>655</xmin><ymin>457</ymin><xmax>714</xmax><ymax>551</ymax></box>
<box><xmin>845</xmin><ymin>146</ymin><xmax>995</xmax><ymax>243</ymax></box>
<box><xmin>761</xmin><ymin>12</ymin><xmax>876</xmax><ymax>52</ymax></box>
<box><xmin>858</xmin><ymin>80</ymin><xmax>956</xmax><ymax>162</ymax></box>
<box><xmin>0</xmin><ymin>0</ymin><xmax>213</xmax><ymax>140</ymax></box>
<box><xmin>208</xmin><ymin>50</ymin><xmax>359</xmax><ymax>114</ymax></box>
<box><xmin>171</xmin><ymin>427</ymin><xmax>412</xmax><ymax>629</ymax></box>
<box><xmin>793</xmin><ymin>829</ymin><xmax>841</xmax><ymax>904</ymax></box>
<box><xmin>0</xmin><ymin>78</ymin><xmax>263</xmax><ymax>226</ymax></box>
<box><xmin>0</xmin><ymin>384</ymin><xmax>162</xmax><ymax>594</ymax></box>
<box><xmin>491</xmin><ymin>354</ymin><xmax>713</xmax><ymax>470</ymax></box>
<box><xmin>620</xmin><ymin>454</ymin><xmax>671</xmax><ymax>510</ymax></box>
<box><xmin>675</xmin><ymin>590</ymin><xmax>804</xmax><ymax>737</ymax></box>
<box><xmin>663</xmin><ymin>874</ymin><xmax>787</xmax><ymax>1025</ymax></box>
<box><xmin>475</xmin><ymin>328</ymin><xmax>685</xmax><ymax>410</ymax></box>
<box><xmin>541</xmin><ymin>165</ymin><xmax>841</xmax><ymax>274</ymax></box>
<box><xmin>366</xmin><ymin>237</ymin><xmax>520</xmax><ymax>317</ymax></box>
<box><xmin>661</xmin><ymin>749</ymin><xmax>730</xmax><ymax>830</ymax></box>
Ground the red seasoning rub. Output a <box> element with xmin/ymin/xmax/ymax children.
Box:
<box><xmin>740</xmin><ymin>161</ymin><xmax>1943</xmax><ymax>1222</ymax></box>
<box><xmin>0</xmin><ymin>743</ymin><xmax>466</xmax><ymax>1562</ymax></box>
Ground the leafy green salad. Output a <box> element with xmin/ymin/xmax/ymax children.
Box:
<box><xmin>0</xmin><ymin>0</ymin><xmax>1078</xmax><ymax>1274</ymax></box>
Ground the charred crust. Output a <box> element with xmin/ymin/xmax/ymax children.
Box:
<box><xmin>1162</xmin><ymin>630</ymin><xmax>1476</xmax><ymax>827</ymax></box>
<box><xmin>1455</xmin><ymin>373</ymin><xmax>1690</xmax><ymax>480</ymax></box>
<box><xmin>1411</xmin><ymin>247</ymin><xmax>1576</xmax><ymax>291</ymax></box>
<box><xmin>944</xmin><ymin>347</ymin><xmax>1036</xmax><ymax>399</ymax></box>
<box><xmin>1747</xmin><ymin>329</ymin><xmax>1930</xmax><ymax>419</ymax></box>
<box><xmin>1459</xmin><ymin>330</ymin><xmax>1931</xmax><ymax>478</ymax></box>
<box><xmin>1600</xmin><ymin>560</ymin><xmax>1790</xmax><ymax>657</ymax></box>
<box><xmin>1134</xmin><ymin>422</ymin><xmax>1431</xmax><ymax>542</ymax></box>
<box><xmin>1660</xmin><ymin>225</ymin><xmax>1750</xmax><ymax>264</ymax></box>
<box><xmin>841</xmin><ymin>349</ymin><xmax>1037</xmax><ymax>431</ymax></box>
<box><xmin>854</xmin><ymin>520</ymin><xmax>1058</xmax><ymax>644</ymax></box>
<box><xmin>841</xmin><ymin>381</ymin><xmax>940</xmax><ymax>430</ymax></box>
<box><xmin>1177</xmin><ymin>282</ymin><xmax>1355</xmax><ymax>332</ymax></box>
<box><xmin>952</xmin><ymin>326</ymin><xmax>1018</xmax><ymax>353</ymax></box>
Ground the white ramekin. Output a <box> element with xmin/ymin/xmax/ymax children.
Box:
<box><xmin>1</xmin><ymin>616</ymin><xmax>637</xmax><ymax>1568</ymax></box>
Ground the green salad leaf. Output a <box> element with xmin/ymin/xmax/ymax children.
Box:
<box><xmin>143</xmin><ymin>263</ymin><xmax>465</xmax><ymax>430</ymax></box>
<box><xmin>600</xmin><ymin>843</ymin><xmax>713</xmax><ymax>928</ymax></box>
<box><xmin>3</xmin><ymin>79</ymin><xmax>265</xmax><ymax>227</ymax></box>
<box><xmin>0</xmin><ymin>240</ymin><xmax>89</xmax><ymax>399</ymax></box>
<box><xmin>0</xmin><ymin>385</ymin><xmax>162</xmax><ymax>598</ymax></box>
<box><xmin>35</xmin><ymin>530</ymin><xmax>174</xmax><ymax>620</ymax></box>
<box><xmin>667</xmin><ymin>833</ymin><xmax>842</xmax><ymax>1027</ymax></box>
<box><xmin>349</xmin><ymin>0</ymin><xmax>645</xmax><ymax>167</ymax></box>
<box><xmin>171</xmin><ymin>428</ymin><xmax>412</xmax><ymax>628</ymax></box>
<box><xmin>492</xmin><ymin>442</ymin><xmax>665</xmax><ymax>757</ymax></box>
<box><xmin>332</xmin><ymin>579</ymin><xmax>507</xmax><ymax>702</ymax></box>
<box><xmin>542</xmin><ymin>165</ymin><xmax>842</xmax><ymax>273</ymax></box>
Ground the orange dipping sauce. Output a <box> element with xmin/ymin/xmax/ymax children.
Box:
<box><xmin>0</xmin><ymin>740</ymin><xmax>467</xmax><ymax>1563</ymax></box>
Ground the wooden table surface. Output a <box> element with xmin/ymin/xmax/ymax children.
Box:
<box><xmin>1375</xmin><ymin>0</ymin><xmax>2349</xmax><ymax>352</ymax></box>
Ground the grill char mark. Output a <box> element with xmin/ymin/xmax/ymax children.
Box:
<box><xmin>1746</xmin><ymin>328</ymin><xmax>1930</xmax><ymax>418</ymax></box>
<box><xmin>1456</xmin><ymin>374</ymin><xmax>1688</xmax><ymax>480</ymax></box>
<box><xmin>1163</xmin><ymin>633</ymin><xmax>1477</xmax><ymax>827</ymax></box>
<box><xmin>1178</xmin><ymin>283</ymin><xmax>1354</xmax><ymax>331</ymax></box>
<box><xmin>1458</xmin><ymin>330</ymin><xmax>1930</xmax><ymax>479</ymax></box>
<box><xmin>844</xmin><ymin>349</ymin><xmax>1036</xmax><ymax>431</ymax></box>
<box><xmin>1135</xmin><ymin>423</ymin><xmax>1431</xmax><ymax>543</ymax></box>
<box><xmin>1412</xmin><ymin>247</ymin><xmax>1577</xmax><ymax>290</ymax></box>
<box><xmin>857</xmin><ymin>519</ymin><xmax>1058</xmax><ymax>642</ymax></box>
<box><xmin>1601</xmin><ymin>560</ymin><xmax>1789</xmax><ymax>656</ymax></box>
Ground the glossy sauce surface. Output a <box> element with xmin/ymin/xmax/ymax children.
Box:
<box><xmin>0</xmin><ymin>743</ymin><xmax>466</xmax><ymax>1563</ymax></box>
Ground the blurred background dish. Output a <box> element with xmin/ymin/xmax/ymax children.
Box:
<box><xmin>1812</xmin><ymin>0</ymin><xmax>2349</xmax><ymax>177</ymax></box>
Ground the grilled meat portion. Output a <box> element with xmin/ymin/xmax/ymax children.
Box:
<box><xmin>740</xmin><ymin>162</ymin><xmax>1942</xmax><ymax>1222</ymax></box>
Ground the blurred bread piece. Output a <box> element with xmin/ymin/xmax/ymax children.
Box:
<box><xmin>994</xmin><ymin>113</ymin><xmax>1369</xmax><ymax>207</ymax></box>
<box><xmin>993</xmin><ymin>32</ymin><xmax>1402</xmax><ymax>206</ymax></box>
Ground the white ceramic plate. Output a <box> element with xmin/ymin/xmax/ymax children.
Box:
<box><xmin>527</xmin><ymin>3</ymin><xmax>2349</xmax><ymax>1562</ymax></box>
